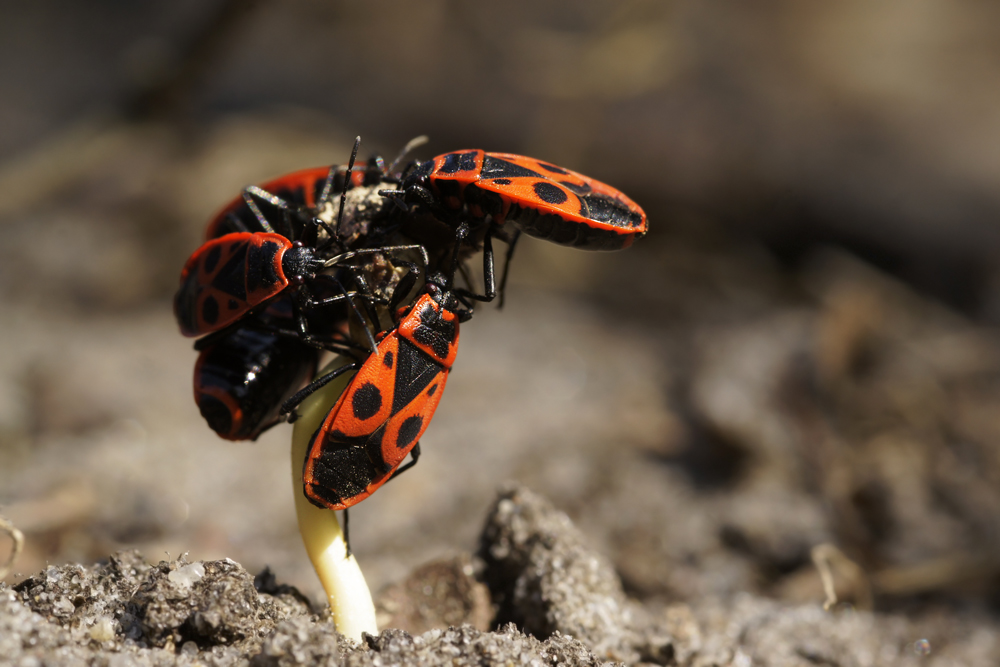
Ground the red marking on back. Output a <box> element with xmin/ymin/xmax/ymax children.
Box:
<box><xmin>425</xmin><ymin>150</ymin><xmax>647</xmax><ymax>250</ymax></box>
<box><xmin>175</xmin><ymin>232</ymin><xmax>292</xmax><ymax>337</ymax></box>
<box><xmin>397</xmin><ymin>293</ymin><xmax>460</xmax><ymax>368</ymax></box>
<box><xmin>302</xmin><ymin>295</ymin><xmax>458</xmax><ymax>510</ymax></box>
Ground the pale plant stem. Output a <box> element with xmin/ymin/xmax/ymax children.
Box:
<box><xmin>291</xmin><ymin>356</ymin><xmax>378</xmax><ymax>642</ymax></box>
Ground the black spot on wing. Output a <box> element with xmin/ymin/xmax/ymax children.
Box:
<box><xmin>538</xmin><ymin>161</ymin><xmax>570</xmax><ymax>175</ymax></box>
<box><xmin>383</xmin><ymin>350</ymin><xmax>394</xmax><ymax>369</ymax></box>
<box><xmin>533</xmin><ymin>182</ymin><xmax>569</xmax><ymax>205</ymax></box>
<box><xmin>202</xmin><ymin>295</ymin><xmax>220</xmax><ymax>325</ymax></box>
<box><xmin>203</xmin><ymin>244</ymin><xmax>222</xmax><ymax>273</ymax></box>
<box><xmin>491</xmin><ymin>178</ymin><xmax>512</xmax><ymax>185</ymax></box>
<box><xmin>439</xmin><ymin>151</ymin><xmax>479</xmax><ymax>174</ymax></box>
<box><xmin>396</xmin><ymin>415</ymin><xmax>423</xmax><ymax>450</ymax></box>
<box><xmin>210</xmin><ymin>213</ymin><xmax>244</xmax><ymax>238</ymax></box>
<box><xmin>352</xmin><ymin>382</ymin><xmax>383</xmax><ymax>420</ymax></box>
<box><xmin>481</xmin><ymin>156</ymin><xmax>543</xmax><ymax>180</ymax></box>
<box><xmin>212</xmin><ymin>243</ymin><xmax>249</xmax><ymax>301</ymax></box>
<box><xmin>427</xmin><ymin>383</ymin><xmax>438</xmax><ymax>397</ymax></box>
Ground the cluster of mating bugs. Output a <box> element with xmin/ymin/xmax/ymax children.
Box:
<box><xmin>174</xmin><ymin>137</ymin><xmax>647</xmax><ymax>518</ymax></box>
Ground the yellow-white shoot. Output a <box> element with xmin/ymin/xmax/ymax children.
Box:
<box><xmin>290</xmin><ymin>356</ymin><xmax>378</xmax><ymax>642</ymax></box>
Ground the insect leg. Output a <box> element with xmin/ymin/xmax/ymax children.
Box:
<box><xmin>280</xmin><ymin>362</ymin><xmax>359</xmax><ymax>421</ymax></box>
<box><xmin>497</xmin><ymin>228</ymin><xmax>521</xmax><ymax>309</ymax></box>
<box><xmin>387</xmin><ymin>442</ymin><xmax>421</xmax><ymax>481</ymax></box>
<box><xmin>342</xmin><ymin>508</ymin><xmax>351</xmax><ymax>558</ymax></box>
<box><xmin>453</xmin><ymin>222</ymin><xmax>496</xmax><ymax>303</ymax></box>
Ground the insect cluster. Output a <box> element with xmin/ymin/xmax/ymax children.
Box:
<box><xmin>174</xmin><ymin>138</ymin><xmax>647</xmax><ymax>513</ymax></box>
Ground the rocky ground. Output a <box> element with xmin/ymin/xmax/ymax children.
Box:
<box><xmin>5</xmin><ymin>486</ymin><xmax>995</xmax><ymax>666</ymax></box>
<box><xmin>3</xmin><ymin>3</ymin><xmax>1000</xmax><ymax>663</ymax></box>
<box><xmin>0</xmin><ymin>118</ymin><xmax>999</xmax><ymax>663</ymax></box>
<box><xmin>1</xmin><ymin>117</ymin><xmax>999</xmax><ymax>662</ymax></box>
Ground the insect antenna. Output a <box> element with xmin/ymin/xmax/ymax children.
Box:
<box><xmin>316</xmin><ymin>136</ymin><xmax>362</xmax><ymax>255</ymax></box>
<box><xmin>386</xmin><ymin>135</ymin><xmax>429</xmax><ymax>175</ymax></box>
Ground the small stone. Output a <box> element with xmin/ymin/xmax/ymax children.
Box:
<box><xmin>88</xmin><ymin>616</ymin><xmax>116</xmax><ymax>642</ymax></box>
<box><xmin>51</xmin><ymin>596</ymin><xmax>74</xmax><ymax>617</ymax></box>
<box><xmin>168</xmin><ymin>562</ymin><xmax>206</xmax><ymax>591</ymax></box>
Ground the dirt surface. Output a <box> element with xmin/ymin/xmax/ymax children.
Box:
<box><xmin>1</xmin><ymin>121</ymin><xmax>1000</xmax><ymax>659</ymax></box>
<box><xmin>2</xmin><ymin>2</ymin><xmax>1000</xmax><ymax>665</ymax></box>
<box><xmin>4</xmin><ymin>485</ymin><xmax>995</xmax><ymax>666</ymax></box>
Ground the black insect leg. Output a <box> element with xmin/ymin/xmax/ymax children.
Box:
<box><xmin>452</xmin><ymin>222</ymin><xmax>496</xmax><ymax>305</ymax></box>
<box><xmin>497</xmin><ymin>229</ymin><xmax>521</xmax><ymax>308</ymax></box>
<box><xmin>308</xmin><ymin>216</ymin><xmax>339</xmax><ymax>245</ymax></box>
<box><xmin>223</xmin><ymin>212</ymin><xmax>250</xmax><ymax>234</ymax></box>
<box><xmin>338</xmin><ymin>443</ymin><xmax>422</xmax><ymax>558</ymax></box>
<box><xmin>291</xmin><ymin>287</ymin><xmax>327</xmax><ymax>350</ymax></box>
<box><xmin>322</xmin><ymin>244</ymin><xmax>430</xmax><ymax>275</ymax></box>
<box><xmin>291</xmin><ymin>281</ymin><xmax>378</xmax><ymax>354</ymax></box>
<box><xmin>242</xmin><ymin>185</ymin><xmax>293</xmax><ymax>236</ymax></box>
<box><xmin>297</xmin><ymin>279</ymin><xmax>383</xmax><ymax>348</ymax></box>
<box><xmin>388</xmin><ymin>442</ymin><xmax>421</xmax><ymax>481</ymax></box>
<box><xmin>388</xmin><ymin>263</ymin><xmax>421</xmax><ymax>312</ymax></box>
<box><xmin>299</xmin><ymin>287</ymin><xmax>380</xmax><ymax>310</ymax></box>
<box><xmin>280</xmin><ymin>361</ymin><xmax>359</xmax><ymax>422</ymax></box>
<box><xmin>378</xmin><ymin>184</ymin><xmax>435</xmax><ymax>213</ymax></box>
<box><xmin>379</xmin><ymin>191</ymin><xmax>409</xmax><ymax>213</ymax></box>
<box><xmin>348</xmin><ymin>272</ymin><xmax>387</xmax><ymax>338</ymax></box>
<box><xmin>317</xmin><ymin>244</ymin><xmax>430</xmax><ymax>331</ymax></box>
<box><xmin>342</xmin><ymin>508</ymin><xmax>351</xmax><ymax>558</ymax></box>
<box><xmin>261</xmin><ymin>326</ymin><xmax>358</xmax><ymax>356</ymax></box>
<box><xmin>327</xmin><ymin>277</ymin><xmax>379</xmax><ymax>354</ymax></box>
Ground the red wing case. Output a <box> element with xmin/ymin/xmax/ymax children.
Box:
<box><xmin>174</xmin><ymin>232</ymin><xmax>292</xmax><ymax>337</ymax></box>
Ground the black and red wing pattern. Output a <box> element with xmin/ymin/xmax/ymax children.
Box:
<box><xmin>302</xmin><ymin>327</ymin><xmax>453</xmax><ymax>510</ymax></box>
<box><xmin>425</xmin><ymin>150</ymin><xmax>647</xmax><ymax>250</ymax></box>
<box><xmin>174</xmin><ymin>232</ymin><xmax>292</xmax><ymax>337</ymax></box>
<box><xmin>396</xmin><ymin>293</ymin><xmax>460</xmax><ymax>367</ymax></box>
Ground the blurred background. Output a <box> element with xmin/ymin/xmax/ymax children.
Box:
<box><xmin>1</xmin><ymin>0</ymin><xmax>999</xmax><ymax>628</ymax></box>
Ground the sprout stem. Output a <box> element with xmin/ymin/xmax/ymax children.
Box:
<box><xmin>0</xmin><ymin>515</ymin><xmax>24</xmax><ymax>580</ymax></box>
<box><xmin>291</xmin><ymin>356</ymin><xmax>378</xmax><ymax>642</ymax></box>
